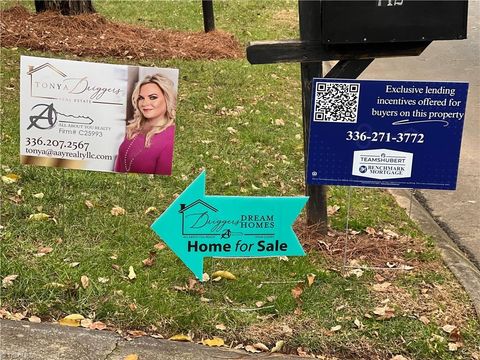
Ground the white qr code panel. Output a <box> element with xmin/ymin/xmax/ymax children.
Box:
<box><xmin>313</xmin><ymin>82</ymin><xmax>360</xmax><ymax>123</ymax></box>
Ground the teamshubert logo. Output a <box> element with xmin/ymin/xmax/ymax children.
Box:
<box><xmin>352</xmin><ymin>149</ymin><xmax>413</xmax><ymax>180</ymax></box>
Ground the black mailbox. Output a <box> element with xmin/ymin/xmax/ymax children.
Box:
<box><xmin>320</xmin><ymin>0</ymin><xmax>468</xmax><ymax>44</ymax></box>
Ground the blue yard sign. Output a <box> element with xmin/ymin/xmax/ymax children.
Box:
<box><xmin>151</xmin><ymin>172</ymin><xmax>307</xmax><ymax>279</ymax></box>
<box><xmin>306</xmin><ymin>79</ymin><xmax>469</xmax><ymax>190</ymax></box>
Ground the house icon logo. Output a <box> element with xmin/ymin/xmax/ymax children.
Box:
<box><xmin>27</xmin><ymin>63</ymin><xmax>67</xmax><ymax>99</ymax></box>
<box><xmin>179</xmin><ymin>199</ymin><xmax>219</xmax><ymax>236</ymax></box>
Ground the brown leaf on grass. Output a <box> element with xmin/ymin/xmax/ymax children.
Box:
<box><xmin>153</xmin><ymin>242</ymin><xmax>166</xmax><ymax>251</ymax></box>
<box><xmin>142</xmin><ymin>251</ymin><xmax>157</xmax><ymax>267</ymax></box>
<box><xmin>144</xmin><ymin>206</ymin><xmax>157</xmax><ymax>214</ymax></box>
<box><xmin>215</xmin><ymin>323</ymin><xmax>227</xmax><ymax>331</ymax></box>
<box><xmin>354</xmin><ymin>318</ymin><xmax>363</xmax><ymax>329</ymax></box>
<box><xmin>97</xmin><ymin>277</ymin><xmax>109</xmax><ymax>284</ymax></box>
<box><xmin>419</xmin><ymin>316</ymin><xmax>430</xmax><ymax>325</ymax></box>
<box><xmin>306</xmin><ymin>273</ymin><xmax>316</xmax><ymax>287</ymax></box>
<box><xmin>373</xmin><ymin>305</ymin><xmax>395</xmax><ymax>320</ymax></box>
<box><xmin>129</xmin><ymin>303</ymin><xmax>137</xmax><ymax>311</ymax></box>
<box><xmin>327</xmin><ymin>205</ymin><xmax>340</xmax><ymax>215</ymax></box>
<box><xmin>441</xmin><ymin>324</ymin><xmax>456</xmax><ymax>334</ymax></box>
<box><xmin>255</xmin><ymin>301</ymin><xmax>265</xmax><ymax>308</ymax></box>
<box><xmin>8</xmin><ymin>195</ymin><xmax>23</xmax><ymax>204</ymax></box>
<box><xmin>291</xmin><ymin>284</ymin><xmax>303</xmax><ymax>299</ymax></box>
<box><xmin>372</xmin><ymin>282</ymin><xmax>391</xmax><ymax>292</ymax></box>
<box><xmin>80</xmin><ymin>319</ymin><xmax>93</xmax><ymax>328</ymax></box>
<box><xmin>297</xmin><ymin>347</ymin><xmax>309</xmax><ymax>357</ymax></box>
<box><xmin>448</xmin><ymin>342</ymin><xmax>462</xmax><ymax>351</ymax></box>
<box><xmin>110</xmin><ymin>206</ymin><xmax>126</xmax><ymax>216</ymax></box>
<box><xmin>330</xmin><ymin>325</ymin><xmax>342</xmax><ymax>332</ymax></box>
<box><xmin>365</xmin><ymin>226</ymin><xmax>376</xmax><ymax>235</ymax></box>
<box><xmin>84</xmin><ymin>200</ymin><xmax>94</xmax><ymax>208</ymax></box>
<box><xmin>80</xmin><ymin>275</ymin><xmax>89</xmax><ymax>289</ymax></box>
<box><xmin>202</xmin><ymin>337</ymin><xmax>225</xmax><ymax>347</ymax></box>
<box><xmin>449</xmin><ymin>327</ymin><xmax>462</xmax><ymax>342</ymax></box>
<box><xmin>390</xmin><ymin>356</ymin><xmax>410</xmax><ymax>360</ymax></box>
<box><xmin>253</xmin><ymin>343</ymin><xmax>269</xmax><ymax>352</ymax></box>
<box><xmin>2</xmin><ymin>274</ymin><xmax>18</xmax><ymax>288</ymax></box>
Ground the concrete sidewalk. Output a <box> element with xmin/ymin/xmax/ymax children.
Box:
<box><xmin>0</xmin><ymin>319</ymin><xmax>300</xmax><ymax>360</ymax></box>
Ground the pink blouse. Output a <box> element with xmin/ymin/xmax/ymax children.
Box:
<box><xmin>115</xmin><ymin>125</ymin><xmax>175</xmax><ymax>175</ymax></box>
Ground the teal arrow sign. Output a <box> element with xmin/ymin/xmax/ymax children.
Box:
<box><xmin>151</xmin><ymin>171</ymin><xmax>308</xmax><ymax>279</ymax></box>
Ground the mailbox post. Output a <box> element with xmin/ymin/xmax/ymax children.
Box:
<box><xmin>247</xmin><ymin>0</ymin><xmax>468</xmax><ymax>233</ymax></box>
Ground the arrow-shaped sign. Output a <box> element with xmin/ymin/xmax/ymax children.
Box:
<box><xmin>151</xmin><ymin>171</ymin><xmax>308</xmax><ymax>279</ymax></box>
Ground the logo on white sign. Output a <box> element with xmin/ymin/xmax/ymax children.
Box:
<box><xmin>352</xmin><ymin>149</ymin><xmax>413</xmax><ymax>180</ymax></box>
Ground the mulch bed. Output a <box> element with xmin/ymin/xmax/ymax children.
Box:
<box><xmin>0</xmin><ymin>5</ymin><xmax>243</xmax><ymax>60</ymax></box>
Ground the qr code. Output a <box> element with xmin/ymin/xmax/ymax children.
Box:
<box><xmin>313</xmin><ymin>82</ymin><xmax>360</xmax><ymax>123</ymax></box>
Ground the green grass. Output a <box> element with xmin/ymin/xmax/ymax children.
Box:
<box><xmin>1</xmin><ymin>2</ymin><xmax>479</xmax><ymax>359</ymax></box>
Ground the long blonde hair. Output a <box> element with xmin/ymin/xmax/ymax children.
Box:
<box><xmin>126</xmin><ymin>73</ymin><xmax>176</xmax><ymax>147</ymax></box>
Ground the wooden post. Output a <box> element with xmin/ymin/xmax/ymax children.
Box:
<box><xmin>202</xmin><ymin>0</ymin><xmax>215</xmax><ymax>33</ymax></box>
<box><xmin>299</xmin><ymin>1</ymin><xmax>328</xmax><ymax>231</ymax></box>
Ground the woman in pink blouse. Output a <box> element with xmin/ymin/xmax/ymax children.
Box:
<box><xmin>115</xmin><ymin>74</ymin><xmax>176</xmax><ymax>175</ymax></box>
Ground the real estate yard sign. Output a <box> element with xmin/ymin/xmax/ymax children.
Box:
<box><xmin>306</xmin><ymin>79</ymin><xmax>469</xmax><ymax>190</ymax></box>
<box><xmin>19</xmin><ymin>56</ymin><xmax>178</xmax><ymax>173</ymax></box>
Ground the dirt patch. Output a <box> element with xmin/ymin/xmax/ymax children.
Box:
<box><xmin>0</xmin><ymin>6</ymin><xmax>243</xmax><ymax>60</ymax></box>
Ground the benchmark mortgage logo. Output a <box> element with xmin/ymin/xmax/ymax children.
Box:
<box><xmin>352</xmin><ymin>149</ymin><xmax>413</xmax><ymax>180</ymax></box>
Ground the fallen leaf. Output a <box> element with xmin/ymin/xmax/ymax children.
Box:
<box><xmin>145</xmin><ymin>206</ymin><xmax>157</xmax><ymax>214</ymax></box>
<box><xmin>291</xmin><ymin>284</ymin><xmax>303</xmax><ymax>299</ymax></box>
<box><xmin>327</xmin><ymin>205</ymin><xmax>340</xmax><ymax>215</ymax></box>
<box><xmin>202</xmin><ymin>337</ymin><xmax>225</xmax><ymax>347</ymax></box>
<box><xmin>253</xmin><ymin>342</ymin><xmax>269</xmax><ymax>351</ymax></box>
<box><xmin>85</xmin><ymin>200</ymin><xmax>94</xmax><ymax>208</ymax></box>
<box><xmin>373</xmin><ymin>306</ymin><xmax>395</xmax><ymax>320</ymax></box>
<box><xmin>448</xmin><ymin>342</ymin><xmax>462</xmax><ymax>351</ymax></box>
<box><xmin>215</xmin><ymin>323</ymin><xmax>226</xmax><ymax>331</ymax></box>
<box><xmin>442</xmin><ymin>324</ymin><xmax>456</xmax><ymax>334</ymax></box>
<box><xmin>274</xmin><ymin>118</ymin><xmax>285</xmax><ymax>126</ymax></box>
<box><xmin>297</xmin><ymin>347</ymin><xmax>308</xmax><ymax>356</ymax></box>
<box><xmin>211</xmin><ymin>270</ymin><xmax>236</xmax><ymax>280</ymax></box>
<box><xmin>128</xmin><ymin>266</ymin><xmax>136</xmax><ymax>280</ymax></box>
<box><xmin>33</xmin><ymin>192</ymin><xmax>44</xmax><ymax>199</ymax></box>
<box><xmin>266</xmin><ymin>295</ymin><xmax>276</xmax><ymax>302</ymax></box>
<box><xmin>39</xmin><ymin>246</ymin><xmax>53</xmax><ymax>254</ymax></box>
<box><xmin>90</xmin><ymin>321</ymin><xmax>107</xmax><ymax>330</ymax></box>
<box><xmin>110</xmin><ymin>206</ymin><xmax>126</xmax><ymax>216</ymax></box>
<box><xmin>365</xmin><ymin>226</ymin><xmax>376</xmax><ymax>235</ymax></box>
<box><xmin>330</xmin><ymin>325</ymin><xmax>342</xmax><ymax>332</ymax></box>
<box><xmin>226</xmin><ymin>127</ymin><xmax>237</xmax><ymax>135</ymax></box>
<box><xmin>245</xmin><ymin>345</ymin><xmax>261</xmax><ymax>353</ymax></box>
<box><xmin>129</xmin><ymin>303</ymin><xmax>137</xmax><ymax>311</ymax></box>
<box><xmin>80</xmin><ymin>275</ymin><xmax>89</xmax><ymax>289</ymax></box>
<box><xmin>80</xmin><ymin>319</ymin><xmax>93</xmax><ymax>328</ymax></box>
<box><xmin>29</xmin><ymin>213</ymin><xmax>50</xmax><ymax>221</ymax></box>
<box><xmin>419</xmin><ymin>316</ymin><xmax>430</xmax><ymax>325</ymax></box>
<box><xmin>59</xmin><ymin>314</ymin><xmax>84</xmax><ymax>327</ymax></box>
<box><xmin>372</xmin><ymin>282</ymin><xmax>391</xmax><ymax>292</ymax></box>
<box><xmin>306</xmin><ymin>273</ymin><xmax>316</xmax><ymax>287</ymax></box>
<box><xmin>154</xmin><ymin>242</ymin><xmax>166</xmax><ymax>251</ymax></box>
<box><xmin>271</xmin><ymin>340</ymin><xmax>284</xmax><ymax>353</ymax></box>
<box><xmin>202</xmin><ymin>273</ymin><xmax>210</xmax><ymax>282</ymax></box>
<box><xmin>255</xmin><ymin>301</ymin><xmax>265</xmax><ymax>308</ymax></box>
<box><xmin>169</xmin><ymin>334</ymin><xmax>192</xmax><ymax>342</ymax></box>
<box><xmin>97</xmin><ymin>277</ymin><xmax>109</xmax><ymax>284</ymax></box>
<box><xmin>347</xmin><ymin>269</ymin><xmax>364</xmax><ymax>278</ymax></box>
<box><xmin>142</xmin><ymin>258</ymin><xmax>154</xmax><ymax>267</ymax></box>
<box><xmin>69</xmin><ymin>262</ymin><xmax>80</xmax><ymax>268</ymax></box>
<box><xmin>200</xmin><ymin>296</ymin><xmax>211</xmax><ymax>302</ymax></box>
<box><xmin>2</xmin><ymin>274</ymin><xmax>18</xmax><ymax>288</ymax></box>
<box><xmin>123</xmin><ymin>355</ymin><xmax>138</xmax><ymax>360</ymax></box>
<box><xmin>2</xmin><ymin>173</ymin><xmax>20</xmax><ymax>184</ymax></box>
<box><xmin>354</xmin><ymin>318</ymin><xmax>363</xmax><ymax>329</ymax></box>
<box><xmin>28</xmin><ymin>316</ymin><xmax>41</xmax><ymax>323</ymax></box>
<box><xmin>128</xmin><ymin>330</ymin><xmax>147</xmax><ymax>337</ymax></box>
<box><xmin>390</xmin><ymin>356</ymin><xmax>409</xmax><ymax>360</ymax></box>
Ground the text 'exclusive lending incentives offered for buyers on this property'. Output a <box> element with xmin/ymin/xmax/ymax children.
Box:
<box><xmin>307</xmin><ymin>78</ymin><xmax>468</xmax><ymax>190</ymax></box>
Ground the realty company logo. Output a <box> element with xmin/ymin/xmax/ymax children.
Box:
<box><xmin>28</xmin><ymin>103</ymin><xmax>94</xmax><ymax>130</ymax></box>
<box><xmin>352</xmin><ymin>149</ymin><xmax>413</xmax><ymax>180</ymax></box>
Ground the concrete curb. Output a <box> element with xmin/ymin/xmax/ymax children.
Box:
<box><xmin>389</xmin><ymin>189</ymin><xmax>480</xmax><ymax>320</ymax></box>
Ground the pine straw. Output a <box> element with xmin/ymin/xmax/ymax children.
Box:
<box><xmin>0</xmin><ymin>6</ymin><xmax>243</xmax><ymax>60</ymax></box>
<box><xmin>294</xmin><ymin>219</ymin><xmax>427</xmax><ymax>270</ymax></box>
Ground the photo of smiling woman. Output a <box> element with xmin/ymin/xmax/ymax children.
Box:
<box><xmin>115</xmin><ymin>73</ymin><xmax>176</xmax><ymax>175</ymax></box>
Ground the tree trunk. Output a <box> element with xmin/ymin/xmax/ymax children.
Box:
<box><xmin>35</xmin><ymin>0</ymin><xmax>95</xmax><ymax>15</ymax></box>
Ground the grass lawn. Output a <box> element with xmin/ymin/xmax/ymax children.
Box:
<box><xmin>1</xmin><ymin>1</ymin><xmax>479</xmax><ymax>359</ymax></box>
